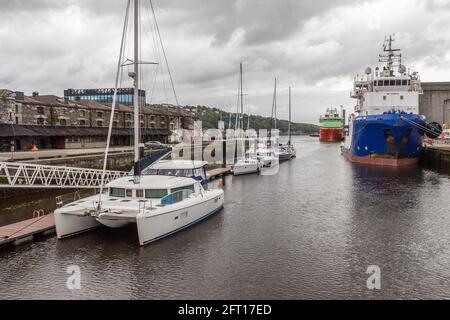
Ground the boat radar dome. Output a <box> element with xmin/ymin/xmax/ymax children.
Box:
<box><xmin>365</xmin><ymin>67</ymin><xmax>372</xmax><ymax>75</ymax></box>
<box><xmin>399</xmin><ymin>65</ymin><xmax>407</xmax><ymax>74</ymax></box>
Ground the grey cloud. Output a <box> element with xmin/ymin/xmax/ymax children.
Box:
<box><xmin>1</xmin><ymin>0</ymin><xmax>450</xmax><ymax>125</ymax></box>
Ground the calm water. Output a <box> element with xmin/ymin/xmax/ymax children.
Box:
<box><xmin>1</xmin><ymin>136</ymin><xmax>450</xmax><ymax>299</ymax></box>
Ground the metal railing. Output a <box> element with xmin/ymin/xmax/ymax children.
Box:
<box><xmin>0</xmin><ymin>161</ymin><xmax>127</xmax><ymax>189</ymax></box>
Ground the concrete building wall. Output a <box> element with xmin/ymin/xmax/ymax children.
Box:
<box><xmin>419</xmin><ymin>82</ymin><xmax>450</xmax><ymax>126</ymax></box>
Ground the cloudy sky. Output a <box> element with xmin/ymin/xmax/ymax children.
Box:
<box><xmin>1</xmin><ymin>0</ymin><xmax>450</xmax><ymax>124</ymax></box>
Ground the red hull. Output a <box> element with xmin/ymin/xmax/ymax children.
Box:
<box><xmin>341</xmin><ymin>151</ymin><xmax>419</xmax><ymax>167</ymax></box>
<box><xmin>320</xmin><ymin>128</ymin><xmax>343</xmax><ymax>142</ymax></box>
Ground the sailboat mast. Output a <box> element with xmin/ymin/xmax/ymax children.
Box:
<box><xmin>133</xmin><ymin>0</ymin><xmax>140</xmax><ymax>183</ymax></box>
<box><xmin>240</xmin><ymin>62</ymin><xmax>244</xmax><ymax>130</ymax></box>
<box><xmin>288</xmin><ymin>86</ymin><xmax>291</xmax><ymax>145</ymax></box>
<box><xmin>270</xmin><ymin>78</ymin><xmax>277</xmax><ymax>133</ymax></box>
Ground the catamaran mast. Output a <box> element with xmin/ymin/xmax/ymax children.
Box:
<box><xmin>133</xmin><ymin>0</ymin><xmax>140</xmax><ymax>184</ymax></box>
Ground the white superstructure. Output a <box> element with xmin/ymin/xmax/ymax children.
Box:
<box><xmin>350</xmin><ymin>35</ymin><xmax>422</xmax><ymax>116</ymax></box>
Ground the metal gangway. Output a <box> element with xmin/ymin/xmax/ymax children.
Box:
<box><xmin>0</xmin><ymin>162</ymin><xmax>128</xmax><ymax>189</ymax></box>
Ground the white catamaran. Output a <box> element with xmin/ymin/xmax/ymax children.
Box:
<box><xmin>55</xmin><ymin>0</ymin><xmax>224</xmax><ymax>246</ymax></box>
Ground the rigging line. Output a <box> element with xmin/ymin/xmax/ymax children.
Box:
<box><xmin>139</xmin><ymin>0</ymin><xmax>145</xmax><ymax>143</ymax></box>
<box><xmin>149</xmin><ymin>0</ymin><xmax>179</xmax><ymax>106</ymax></box>
<box><xmin>147</xmin><ymin>0</ymin><xmax>167</xmax><ymax>104</ymax></box>
<box><xmin>235</xmin><ymin>66</ymin><xmax>241</xmax><ymax>132</ymax></box>
<box><xmin>145</xmin><ymin>0</ymin><xmax>161</xmax><ymax>100</ymax></box>
<box><xmin>149</xmin><ymin>64</ymin><xmax>160</xmax><ymax>104</ymax></box>
<box><xmin>98</xmin><ymin>0</ymin><xmax>131</xmax><ymax>208</ymax></box>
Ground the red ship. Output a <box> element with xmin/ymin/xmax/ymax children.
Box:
<box><xmin>319</xmin><ymin>108</ymin><xmax>344</xmax><ymax>142</ymax></box>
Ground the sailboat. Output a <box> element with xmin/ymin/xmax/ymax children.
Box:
<box><xmin>279</xmin><ymin>87</ymin><xmax>296</xmax><ymax>159</ymax></box>
<box><xmin>232</xmin><ymin>63</ymin><xmax>261</xmax><ymax>176</ymax></box>
<box><xmin>54</xmin><ymin>0</ymin><xmax>224</xmax><ymax>246</ymax></box>
<box><xmin>260</xmin><ymin>78</ymin><xmax>284</xmax><ymax>164</ymax></box>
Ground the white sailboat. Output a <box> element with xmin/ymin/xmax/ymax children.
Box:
<box><xmin>256</xmin><ymin>78</ymin><xmax>279</xmax><ymax>166</ymax></box>
<box><xmin>232</xmin><ymin>62</ymin><xmax>261</xmax><ymax>176</ymax></box>
<box><xmin>55</xmin><ymin>0</ymin><xmax>224</xmax><ymax>246</ymax></box>
<box><xmin>279</xmin><ymin>86</ymin><xmax>296</xmax><ymax>160</ymax></box>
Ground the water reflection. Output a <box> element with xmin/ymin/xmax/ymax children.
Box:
<box><xmin>1</xmin><ymin>137</ymin><xmax>450</xmax><ymax>299</ymax></box>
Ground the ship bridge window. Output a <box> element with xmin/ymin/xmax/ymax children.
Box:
<box><xmin>402</xmin><ymin>80</ymin><xmax>408</xmax><ymax>86</ymax></box>
<box><xmin>383</xmin><ymin>80</ymin><xmax>389</xmax><ymax>86</ymax></box>
<box><xmin>126</xmin><ymin>189</ymin><xmax>132</xmax><ymax>197</ymax></box>
<box><xmin>390</xmin><ymin>80</ymin><xmax>396</xmax><ymax>86</ymax></box>
<box><xmin>110</xmin><ymin>188</ymin><xmax>125</xmax><ymax>197</ymax></box>
<box><xmin>145</xmin><ymin>189</ymin><xmax>168</xmax><ymax>199</ymax></box>
<box><xmin>395</xmin><ymin>80</ymin><xmax>401</xmax><ymax>86</ymax></box>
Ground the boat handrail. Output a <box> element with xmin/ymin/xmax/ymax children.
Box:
<box><xmin>160</xmin><ymin>189</ymin><xmax>194</xmax><ymax>206</ymax></box>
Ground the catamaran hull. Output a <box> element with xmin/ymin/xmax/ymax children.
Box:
<box><xmin>136</xmin><ymin>192</ymin><xmax>224</xmax><ymax>246</ymax></box>
<box><xmin>54</xmin><ymin>210</ymin><xmax>101</xmax><ymax>239</ymax></box>
<box><xmin>95</xmin><ymin>217</ymin><xmax>133</xmax><ymax>228</ymax></box>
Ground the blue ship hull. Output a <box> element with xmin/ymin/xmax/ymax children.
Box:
<box><xmin>342</xmin><ymin>113</ymin><xmax>426</xmax><ymax>166</ymax></box>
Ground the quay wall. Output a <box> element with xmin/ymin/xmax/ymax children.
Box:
<box><xmin>421</xmin><ymin>146</ymin><xmax>450</xmax><ymax>173</ymax></box>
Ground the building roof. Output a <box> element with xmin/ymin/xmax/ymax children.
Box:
<box><xmin>0</xmin><ymin>89</ymin><xmax>13</xmax><ymax>98</ymax></box>
<box><xmin>421</xmin><ymin>82</ymin><xmax>450</xmax><ymax>90</ymax></box>
<box><xmin>0</xmin><ymin>124</ymin><xmax>40</xmax><ymax>137</ymax></box>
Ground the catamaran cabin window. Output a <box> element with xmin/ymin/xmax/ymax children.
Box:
<box><xmin>145</xmin><ymin>189</ymin><xmax>168</xmax><ymax>199</ymax></box>
<box><xmin>110</xmin><ymin>188</ymin><xmax>125</xmax><ymax>197</ymax></box>
<box><xmin>171</xmin><ymin>185</ymin><xmax>195</xmax><ymax>194</ymax></box>
<box><xmin>136</xmin><ymin>189</ymin><xmax>144</xmax><ymax>198</ymax></box>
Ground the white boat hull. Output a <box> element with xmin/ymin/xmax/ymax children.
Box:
<box><xmin>233</xmin><ymin>163</ymin><xmax>260</xmax><ymax>176</ymax></box>
<box><xmin>136</xmin><ymin>190</ymin><xmax>224</xmax><ymax>246</ymax></box>
<box><xmin>95</xmin><ymin>216</ymin><xmax>133</xmax><ymax>228</ymax></box>
<box><xmin>54</xmin><ymin>210</ymin><xmax>101</xmax><ymax>239</ymax></box>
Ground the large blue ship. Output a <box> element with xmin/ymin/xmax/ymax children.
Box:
<box><xmin>342</xmin><ymin>35</ymin><xmax>427</xmax><ymax>167</ymax></box>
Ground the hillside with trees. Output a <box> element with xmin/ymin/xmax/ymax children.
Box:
<box><xmin>181</xmin><ymin>105</ymin><xmax>319</xmax><ymax>135</ymax></box>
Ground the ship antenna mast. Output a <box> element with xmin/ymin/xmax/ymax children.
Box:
<box><xmin>379</xmin><ymin>35</ymin><xmax>402</xmax><ymax>75</ymax></box>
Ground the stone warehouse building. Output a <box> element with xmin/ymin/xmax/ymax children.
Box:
<box><xmin>0</xmin><ymin>89</ymin><xmax>190</xmax><ymax>152</ymax></box>
<box><xmin>419</xmin><ymin>82</ymin><xmax>450</xmax><ymax>127</ymax></box>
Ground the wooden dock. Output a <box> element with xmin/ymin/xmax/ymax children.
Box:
<box><xmin>206</xmin><ymin>166</ymin><xmax>232</xmax><ymax>180</ymax></box>
<box><xmin>0</xmin><ymin>214</ymin><xmax>55</xmax><ymax>248</ymax></box>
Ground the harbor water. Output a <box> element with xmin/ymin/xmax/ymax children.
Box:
<box><xmin>1</xmin><ymin>136</ymin><xmax>450</xmax><ymax>299</ymax></box>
